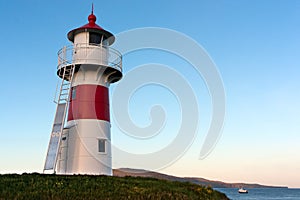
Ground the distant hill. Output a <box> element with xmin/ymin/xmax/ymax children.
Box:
<box><xmin>113</xmin><ymin>168</ymin><xmax>287</xmax><ymax>189</ymax></box>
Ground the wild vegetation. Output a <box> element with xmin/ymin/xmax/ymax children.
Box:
<box><xmin>0</xmin><ymin>173</ymin><xmax>229</xmax><ymax>199</ymax></box>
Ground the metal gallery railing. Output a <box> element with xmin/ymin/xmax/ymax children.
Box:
<box><xmin>57</xmin><ymin>43</ymin><xmax>122</xmax><ymax>72</ymax></box>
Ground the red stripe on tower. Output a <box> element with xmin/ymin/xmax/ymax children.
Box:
<box><xmin>67</xmin><ymin>85</ymin><xmax>110</xmax><ymax>122</ymax></box>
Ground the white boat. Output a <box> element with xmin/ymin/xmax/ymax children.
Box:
<box><xmin>238</xmin><ymin>188</ymin><xmax>248</xmax><ymax>193</ymax></box>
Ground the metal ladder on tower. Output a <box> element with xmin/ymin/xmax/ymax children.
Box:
<box><xmin>43</xmin><ymin>65</ymin><xmax>75</xmax><ymax>173</ymax></box>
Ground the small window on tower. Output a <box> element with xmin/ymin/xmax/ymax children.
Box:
<box><xmin>98</xmin><ymin>139</ymin><xmax>106</xmax><ymax>153</ymax></box>
<box><xmin>71</xmin><ymin>87</ymin><xmax>76</xmax><ymax>100</ymax></box>
<box><xmin>89</xmin><ymin>32</ymin><xmax>101</xmax><ymax>45</ymax></box>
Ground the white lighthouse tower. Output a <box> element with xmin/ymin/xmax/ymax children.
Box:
<box><xmin>44</xmin><ymin>8</ymin><xmax>122</xmax><ymax>175</ymax></box>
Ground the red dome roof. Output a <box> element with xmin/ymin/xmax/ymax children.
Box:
<box><xmin>67</xmin><ymin>12</ymin><xmax>115</xmax><ymax>45</ymax></box>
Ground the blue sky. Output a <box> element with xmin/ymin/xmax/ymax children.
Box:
<box><xmin>0</xmin><ymin>0</ymin><xmax>299</xmax><ymax>188</ymax></box>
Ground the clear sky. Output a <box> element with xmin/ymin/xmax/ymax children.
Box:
<box><xmin>0</xmin><ymin>0</ymin><xmax>299</xmax><ymax>188</ymax></box>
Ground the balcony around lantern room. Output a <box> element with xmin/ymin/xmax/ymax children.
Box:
<box><xmin>57</xmin><ymin>43</ymin><xmax>122</xmax><ymax>82</ymax></box>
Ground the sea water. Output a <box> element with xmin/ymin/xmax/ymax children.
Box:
<box><xmin>215</xmin><ymin>188</ymin><xmax>300</xmax><ymax>200</ymax></box>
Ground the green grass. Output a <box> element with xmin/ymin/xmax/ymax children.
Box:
<box><xmin>0</xmin><ymin>173</ymin><xmax>229</xmax><ymax>200</ymax></box>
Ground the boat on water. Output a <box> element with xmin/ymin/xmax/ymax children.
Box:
<box><xmin>238</xmin><ymin>188</ymin><xmax>248</xmax><ymax>193</ymax></box>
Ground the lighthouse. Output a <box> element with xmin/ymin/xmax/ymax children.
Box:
<box><xmin>44</xmin><ymin>8</ymin><xmax>122</xmax><ymax>175</ymax></box>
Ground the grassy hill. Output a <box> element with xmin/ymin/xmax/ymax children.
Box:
<box><xmin>0</xmin><ymin>173</ymin><xmax>229</xmax><ymax>200</ymax></box>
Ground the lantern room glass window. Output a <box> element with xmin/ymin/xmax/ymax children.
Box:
<box><xmin>102</xmin><ymin>39</ymin><xmax>109</xmax><ymax>45</ymax></box>
<box><xmin>89</xmin><ymin>32</ymin><xmax>101</xmax><ymax>45</ymax></box>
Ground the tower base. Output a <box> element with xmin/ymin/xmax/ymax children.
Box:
<box><xmin>56</xmin><ymin>119</ymin><xmax>112</xmax><ymax>175</ymax></box>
